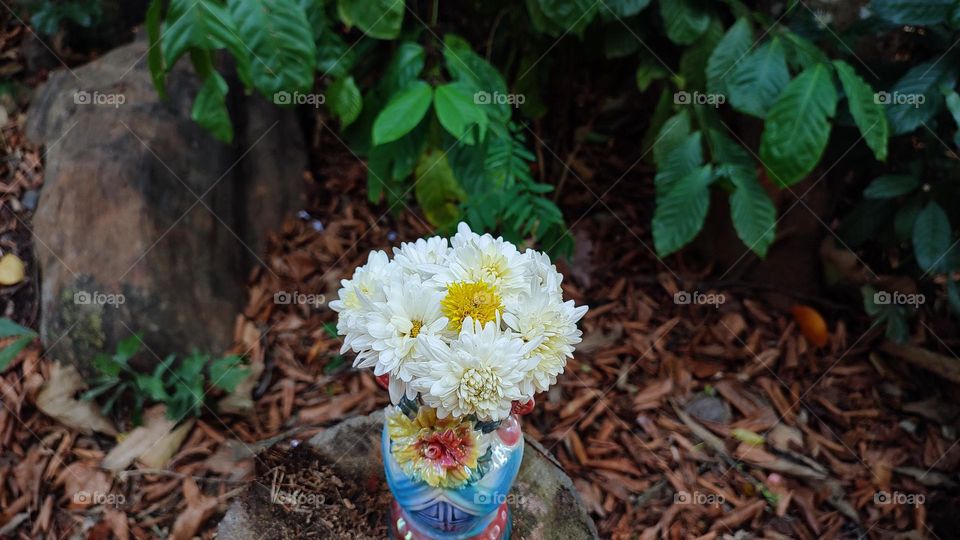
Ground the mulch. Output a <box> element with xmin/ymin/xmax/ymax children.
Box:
<box><xmin>1</xmin><ymin>13</ymin><xmax>960</xmax><ymax>540</ymax></box>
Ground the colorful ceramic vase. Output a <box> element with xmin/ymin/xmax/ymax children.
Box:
<box><xmin>383</xmin><ymin>398</ymin><xmax>525</xmax><ymax>539</ymax></box>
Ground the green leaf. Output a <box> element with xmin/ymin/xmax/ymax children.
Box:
<box><xmin>327</xmin><ymin>76</ymin><xmax>362</xmax><ymax>127</ymax></box>
<box><xmin>895</xmin><ymin>194</ymin><xmax>923</xmax><ymax>241</ymax></box>
<box><xmin>655</xmin><ymin>131</ymin><xmax>703</xmax><ymax>196</ymax></box>
<box><xmin>162</xmin><ymin>0</ymin><xmax>247</xmax><ymax>72</ymax></box>
<box><xmin>372</xmin><ymin>81</ymin><xmax>433</xmax><ymax>146</ymax></box>
<box><xmin>535</xmin><ymin>0</ymin><xmax>598</xmax><ymax>36</ymax></box>
<box><xmin>136</xmin><ymin>374</ymin><xmax>170</xmax><ymax>401</ymax></box>
<box><xmin>706</xmin><ymin>18</ymin><xmax>753</xmax><ymax>97</ymax></box>
<box><xmin>209</xmin><ymin>355</ymin><xmax>248</xmax><ymax>392</ymax></box>
<box><xmin>871</xmin><ymin>0</ymin><xmax>954</xmax><ymax>25</ymax></box>
<box><xmin>948</xmin><ymin>281</ymin><xmax>960</xmax><ymax>316</ymax></box>
<box><xmin>653</xmin><ymin>165</ymin><xmax>714</xmax><ymax>256</ymax></box>
<box><xmin>944</xmin><ymin>89</ymin><xmax>960</xmax><ymax>147</ymax></box>
<box><xmin>659</xmin><ymin>0</ymin><xmax>710</xmax><ymax>45</ymax></box>
<box><xmin>116</xmin><ymin>335</ymin><xmax>142</xmax><ymax>362</ymax></box>
<box><xmin>93</xmin><ymin>354</ymin><xmax>121</xmax><ymax>377</ymax></box>
<box><xmin>678</xmin><ymin>18</ymin><xmax>723</xmax><ymax>91</ymax></box>
<box><xmin>642</xmin><ymin>89</ymin><xmax>675</xmax><ymax>161</ymax></box>
<box><xmin>727</xmin><ymin>38</ymin><xmax>790</xmax><ymax>118</ymax></box>
<box><xmin>652</xmin><ymin>110</ymin><xmax>693</xmax><ymax>168</ymax></box>
<box><xmin>414</xmin><ymin>148</ymin><xmax>468</xmax><ymax>228</ymax></box>
<box><xmin>0</xmin><ymin>318</ymin><xmax>35</xmax><ymax>338</ymax></box>
<box><xmin>192</xmin><ymin>70</ymin><xmax>233</xmax><ymax>143</ymax></box>
<box><xmin>228</xmin><ymin>0</ymin><xmax>317</xmax><ymax>96</ymax></box>
<box><xmin>727</xmin><ymin>166</ymin><xmax>776</xmax><ymax>258</ymax></box>
<box><xmin>603</xmin><ymin>0</ymin><xmax>651</xmax><ymax>17</ymax></box>
<box><xmin>146</xmin><ymin>0</ymin><xmax>167</xmax><ymax>99</ymax></box>
<box><xmin>636</xmin><ymin>57</ymin><xmax>669</xmax><ymax>92</ymax></box>
<box><xmin>779</xmin><ymin>31</ymin><xmax>828</xmax><ymax>71</ymax></box>
<box><xmin>434</xmin><ymin>83</ymin><xmax>489</xmax><ymax>145</ymax></box>
<box><xmin>442</xmin><ymin>35</ymin><xmax>511</xmax><ymax>123</ymax></box>
<box><xmin>863</xmin><ymin>175</ymin><xmax>919</xmax><ymax>198</ymax></box>
<box><xmin>383</xmin><ymin>42</ymin><xmax>427</xmax><ymax>94</ymax></box>
<box><xmin>80</xmin><ymin>380</ymin><xmax>120</xmax><ymax>402</ymax></box>
<box><xmin>759</xmin><ymin>63</ymin><xmax>838</xmax><ymax>187</ymax></box>
<box><xmin>0</xmin><ymin>335</ymin><xmax>34</xmax><ymax>372</ymax></box>
<box><xmin>834</xmin><ymin>60</ymin><xmax>889</xmax><ymax>161</ymax></box>
<box><xmin>913</xmin><ymin>202</ymin><xmax>953</xmax><ymax>273</ymax></box>
<box><xmin>337</xmin><ymin>0</ymin><xmax>404</xmax><ymax>39</ymax></box>
<box><xmin>884</xmin><ymin>60</ymin><xmax>957</xmax><ymax>135</ymax></box>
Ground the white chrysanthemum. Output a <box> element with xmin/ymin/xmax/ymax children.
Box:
<box><xmin>414</xmin><ymin>318</ymin><xmax>538</xmax><ymax>421</ymax></box>
<box><xmin>504</xmin><ymin>279</ymin><xmax>588</xmax><ymax>397</ymax></box>
<box><xmin>524</xmin><ymin>249</ymin><xmax>564</xmax><ymax>297</ymax></box>
<box><xmin>329</xmin><ymin>250</ymin><xmax>398</xmax><ymax>355</ymax></box>
<box><xmin>393</xmin><ymin>236</ymin><xmax>451</xmax><ymax>281</ymax></box>
<box><xmin>432</xmin><ymin>223</ymin><xmax>530</xmax><ymax>300</ymax></box>
<box><xmin>355</xmin><ymin>277</ymin><xmax>448</xmax><ymax>403</ymax></box>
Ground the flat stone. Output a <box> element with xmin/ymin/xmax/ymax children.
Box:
<box><xmin>217</xmin><ymin>411</ymin><xmax>599</xmax><ymax>539</ymax></box>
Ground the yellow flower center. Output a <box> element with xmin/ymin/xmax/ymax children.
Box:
<box><xmin>441</xmin><ymin>281</ymin><xmax>503</xmax><ymax>332</ymax></box>
<box><xmin>460</xmin><ymin>367</ymin><xmax>498</xmax><ymax>406</ymax></box>
<box><xmin>409</xmin><ymin>320</ymin><xmax>423</xmax><ymax>338</ymax></box>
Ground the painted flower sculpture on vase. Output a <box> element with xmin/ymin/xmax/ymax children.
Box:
<box><xmin>331</xmin><ymin>223</ymin><xmax>587</xmax><ymax>539</ymax></box>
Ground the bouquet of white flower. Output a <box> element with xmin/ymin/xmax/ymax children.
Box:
<box><xmin>331</xmin><ymin>223</ymin><xmax>588</xmax><ymax>422</ymax></box>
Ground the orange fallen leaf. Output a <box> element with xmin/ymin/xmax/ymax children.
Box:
<box><xmin>790</xmin><ymin>305</ymin><xmax>829</xmax><ymax>347</ymax></box>
<box><xmin>170</xmin><ymin>478</ymin><xmax>218</xmax><ymax>540</ymax></box>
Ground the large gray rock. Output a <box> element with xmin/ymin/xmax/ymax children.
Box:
<box><xmin>26</xmin><ymin>39</ymin><xmax>305</xmax><ymax>374</ymax></box>
<box><xmin>217</xmin><ymin>412</ymin><xmax>599</xmax><ymax>539</ymax></box>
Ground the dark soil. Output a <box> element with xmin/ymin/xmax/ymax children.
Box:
<box><xmin>242</xmin><ymin>443</ymin><xmax>391</xmax><ymax>539</ymax></box>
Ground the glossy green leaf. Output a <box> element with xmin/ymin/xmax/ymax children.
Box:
<box><xmin>0</xmin><ymin>318</ymin><xmax>36</xmax><ymax>338</ymax></box>
<box><xmin>727</xmin><ymin>38</ymin><xmax>790</xmax><ymax>118</ymax></box>
<box><xmin>834</xmin><ymin>60</ymin><xmax>889</xmax><ymax>161</ymax></box>
<box><xmin>659</xmin><ymin>0</ymin><xmax>710</xmax><ymax>45</ymax></box>
<box><xmin>727</xmin><ymin>166</ymin><xmax>776</xmax><ymax>258</ymax></box>
<box><xmin>434</xmin><ymin>83</ymin><xmax>489</xmax><ymax>145</ymax></box>
<box><xmin>654</xmin><ymin>131</ymin><xmax>704</xmax><ymax>197</ymax></box>
<box><xmin>162</xmin><ymin>0</ymin><xmax>246</xmax><ymax>73</ymax></box>
<box><xmin>443</xmin><ymin>35</ymin><xmax>511</xmax><ymax>123</ymax></box>
<box><xmin>759</xmin><ymin>63</ymin><xmax>838</xmax><ymax>186</ymax></box>
<box><xmin>146</xmin><ymin>0</ymin><xmax>166</xmax><ymax>98</ymax></box>
<box><xmin>536</xmin><ymin>0</ymin><xmax>598</xmax><ymax>36</ymax></box>
<box><xmin>337</xmin><ymin>0</ymin><xmax>404</xmax><ymax>39</ymax></box>
<box><xmin>603</xmin><ymin>0</ymin><xmax>651</xmax><ymax>17</ymax></box>
<box><xmin>871</xmin><ymin>0</ymin><xmax>954</xmax><ymax>25</ymax></box>
<box><xmin>652</xmin><ymin>110</ymin><xmax>692</xmax><ymax>168</ymax></box>
<box><xmin>913</xmin><ymin>201</ymin><xmax>953</xmax><ymax>273</ymax></box>
<box><xmin>228</xmin><ymin>0</ymin><xmax>317</xmax><ymax>96</ymax></box>
<box><xmin>328</xmin><ymin>76</ymin><xmax>363</xmax><ymax>127</ymax></box>
<box><xmin>372</xmin><ymin>81</ymin><xmax>433</xmax><ymax>146</ymax></box>
<box><xmin>706</xmin><ymin>18</ymin><xmax>753</xmax><ymax>96</ymax></box>
<box><xmin>653</xmin><ymin>165</ymin><xmax>713</xmax><ymax>256</ymax></box>
<box><xmin>884</xmin><ymin>60</ymin><xmax>957</xmax><ymax>135</ymax></box>
<box><xmin>192</xmin><ymin>71</ymin><xmax>233</xmax><ymax>143</ymax></box>
<box><xmin>0</xmin><ymin>335</ymin><xmax>34</xmax><ymax>372</ymax></box>
<box><xmin>863</xmin><ymin>175</ymin><xmax>919</xmax><ymax>198</ymax></box>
